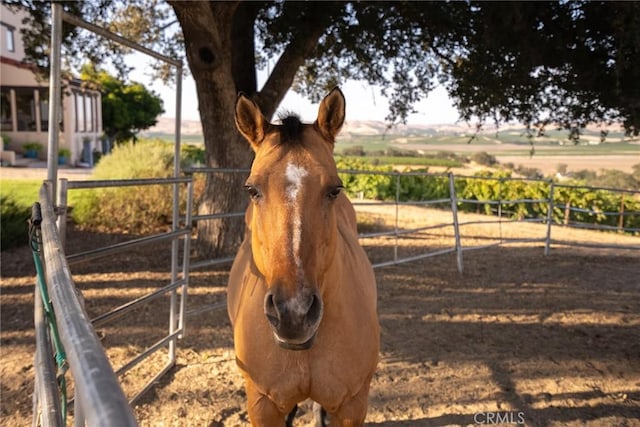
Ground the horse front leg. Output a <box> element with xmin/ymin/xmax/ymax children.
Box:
<box><xmin>327</xmin><ymin>379</ymin><xmax>372</xmax><ymax>427</ymax></box>
<box><xmin>245</xmin><ymin>379</ymin><xmax>290</xmax><ymax>427</ymax></box>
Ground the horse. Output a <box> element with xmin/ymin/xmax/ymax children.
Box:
<box><xmin>227</xmin><ymin>87</ymin><xmax>380</xmax><ymax>426</ymax></box>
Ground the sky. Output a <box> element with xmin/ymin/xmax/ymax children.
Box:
<box><xmin>127</xmin><ymin>55</ymin><xmax>461</xmax><ymax>126</ymax></box>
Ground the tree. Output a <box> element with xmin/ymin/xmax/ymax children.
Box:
<box><xmin>12</xmin><ymin>1</ymin><xmax>640</xmax><ymax>256</ymax></box>
<box><xmin>80</xmin><ymin>63</ymin><xmax>164</xmax><ymax>144</ymax></box>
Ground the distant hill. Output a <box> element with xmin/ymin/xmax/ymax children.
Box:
<box><xmin>143</xmin><ymin>116</ymin><xmax>489</xmax><ymax>139</ymax></box>
<box><xmin>142</xmin><ymin>116</ymin><xmax>636</xmax><ymax>145</ymax></box>
<box><xmin>143</xmin><ymin>117</ymin><xmax>204</xmax><ymax>136</ymax></box>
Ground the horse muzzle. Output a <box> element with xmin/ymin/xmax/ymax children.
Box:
<box><xmin>264</xmin><ymin>288</ymin><xmax>323</xmax><ymax>351</ymax></box>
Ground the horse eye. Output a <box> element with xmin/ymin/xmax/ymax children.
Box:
<box><xmin>327</xmin><ymin>186</ymin><xmax>343</xmax><ymax>200</ymax></box>
<box><xmin>244</xmin><ymin>185</ymin><xmax>261</xmax><ymax>200</ymax></box>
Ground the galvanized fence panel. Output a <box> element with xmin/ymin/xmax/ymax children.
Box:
<box><xmin>35</xmin><ymin>183</ymin><xmax>137</xmax><ymax>427</ymax></box>
<box><xmin>185</xmin><ymin>168</ymin><xmax>639</xmax><ymax>276</ymax></box>
<box><xmin>58</xmin><ymin>177</ymin><xmax>194</xmax><ymax>405</ymax></box>
<box><xmin>33</xmin><ymin>3</ymin><xmax>188</xmax><ymax>424</ymax></box>
<box><xmin>546</xmin><ymin>181</ymin><xmax>640</xmax><ymax>251</ymax></box>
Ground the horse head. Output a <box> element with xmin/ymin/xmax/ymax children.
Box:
<box><xmin>235</xmin><ymin>88</ymin><xmax>346</xmax><ymax>350</ymax></box>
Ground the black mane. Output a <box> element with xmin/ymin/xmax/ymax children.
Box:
<box><xmin>278</xmin><ymin>112</ymin><xmax>304</xmax><ymax>144</ymax></box>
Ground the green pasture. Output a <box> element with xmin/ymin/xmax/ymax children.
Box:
<box><xmin>336</xmin><ymin>155</ymin><xmax>463</xmax><ymax>168</ymax></box>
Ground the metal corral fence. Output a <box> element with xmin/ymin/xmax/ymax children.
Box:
<box><xmin>32</xmin><ymin>182</ymin><xmax>137</xmax><ymax>427</ymax></box>
<box><xmin>186</xmin><ymin>168</ymin><xmax>639</xmax><ymax>274</ymax></box>
<box><xmin>33</xmin><ymin>176</ymin><xmax>193</xmax><ymax>426</ymax></box>
<box><xmin>33</xmin><ymin>167</ymin><xmax>638</xmax><ymax>424</ymax></box>
<box><xmin>33</xmin><ymin>3</ymin><xmax>185</xmax><ymax>424</ymax></box>
<box><xmin>59</xmin><ymin>177</ymin><xmax>194</xmax><ymax>393</ymax></box>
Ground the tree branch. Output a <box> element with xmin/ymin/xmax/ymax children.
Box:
<box><xmin>256</xmin><ymin>2</ymin><xmax>343</xmax><ymax>119</ymax></box>
<box><xmin>232</xmin><ymin>2</ymin><xmax>263</xmax><ymax>94</ymax></box>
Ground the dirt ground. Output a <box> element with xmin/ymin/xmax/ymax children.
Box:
<box><xmin>1</xmin><ymin>204</ymin><xmax>640</xmax><ymax>426</ymax></box>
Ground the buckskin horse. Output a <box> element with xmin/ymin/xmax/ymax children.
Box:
<box><xmin>227</xmin><ymin>87</ymin><xmax>380</xmax><ymax>426</ymax></box>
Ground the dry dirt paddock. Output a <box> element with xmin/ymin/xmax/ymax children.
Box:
<box><xmin>1</xmin><ymin>205</ymin><xmax>639</xmax><ymax>426</ymax></box>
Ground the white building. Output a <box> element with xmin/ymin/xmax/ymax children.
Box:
<box><xmin>0</xmin><ymin>4</ymin><xmax>103</xmax><ymax>166</ymax></box>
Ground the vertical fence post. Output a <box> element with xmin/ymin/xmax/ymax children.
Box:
<box><xmin>448</xmin><ymin>173</ymin><xmax>463</xmax><ymax>274</ymax></box>
<box><xmin>394</xmin><ymin>172</ymin><xmax>400</xmax><ymax>263</ymax></box>
<box><xmin>57</xmin><ymin>178</ymin><xmax>68</xmax><ymax>248</ymax></box>
<box><xmin>564</xmin><ymin>200</ymin><xmax>571</xmax><ymax>225</ymax></box>
<box><xmin>33</xmin><ymin>286</ymin><xmax>63</xmax><ymax>427</ymax></box>
<box><xmin>169</xmin><ymin>64</ymin><xmax>183</xmax><ymax>364</ymax></box>
<box><xmin>497</xmin><ymin>177</ymin><xmax>503</xmax><ymax>243</ymax></box>
<box><xmin>178</xmin><ymin>178</ymin><xmax>194</xmax><ymax>337</ymax></box>
<box><xmin>619</xmin><ymin>194</ymin><xmax>625</xmax><ymax>231</ymax></box>
<box><xmin>544</xmin><ymin>181</ymin><xmax>555</xmax><ymax>256</ymax></box>
<box><xmin>47</xmin><ymin>3</ymin><xmax>62</xmax><ymax>205</ymax></box>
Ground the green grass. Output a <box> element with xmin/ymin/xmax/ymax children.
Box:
<box><xmin>337</xmin><ymin>155</ymin><xmax>463</xmax><ymax>168</ymax></box>
<box><xmin>1</xmin><ymin>179</ymin><xmax>41</xmax><ymax>251</ymax></box>
<box><xmin>1</xmin><ymin>179</ymin><xmax>42</xmax><ymax>208</ymax></box>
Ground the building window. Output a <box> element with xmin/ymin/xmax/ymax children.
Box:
<box><xmin>39</xmin><ymin>89</ymin><xmax>49</xmax><ymax>132</ymax></box>
<box><xmin>5</xmin><ymin>26</ymin><xmax>15</xmax><ymax>52</ymax></box>
<box><xmin>15</xmin><ymin>88</ymin><xmax>36</xmax><ymax>131</ymax></box>
<box><xmin>75</xmin><ymin>91</ymin><xmax>84</xmax><ymax>132</ymax></box>
<box><xmin>0</xmin><ymin>88</ymin><xmax>12</xmax><ymax>131</ymax></box>
<box><xmin>84</xmin><ymin>93</ymin><xmax>93</xmax><ymax>132</ymax></box>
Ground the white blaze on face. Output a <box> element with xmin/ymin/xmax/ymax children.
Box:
<box><xmin>285</xmin><ymin>162</ymin><xmax>309</xmax><ymax>275</ymax></box>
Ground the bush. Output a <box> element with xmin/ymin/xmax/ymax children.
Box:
<box><xmin>336</xmin><ymin>157</ymin><xmax>395</xmax><ymax>200</ymax></box>
<box><xmin>1</xmin><ymin>195</ymin><xmax>31</xmax><ymax>251</ymax></box>
<box><xmin>71</xmin><ymin>140</ymin><xmax>201</xmax><ymax>233</ymax></box>
<box><xmin>342</xmin><ymin>145</ymin><xmax>366</xmax><ymax>156</ymax></box>
<box><xmin>182</xmin><ymin>144</ymin><xmax>206</xmax><ymax>166</ymax></box>
<box><xmin>471</xmin><ymin>151</ymin><xmax>497</xmax><ymax>166</ymax></box>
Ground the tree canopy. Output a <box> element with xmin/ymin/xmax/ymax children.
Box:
<box><xmin>13</xmin><ymin>1</ymin><xmax>640</xmax><ymax>135</ymax></box>
<box><xmin>11</xmin><ymin>0</ymin><xmax>640</xmax><ymax>255</ymax></box>
<box><xmin>80</xmin><ymin>63</ymin><xmax>164</xmax><ymax>143</ymax></box>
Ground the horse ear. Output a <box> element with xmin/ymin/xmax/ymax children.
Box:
<box><xmin>235</xmin><ymin>93</ymin><xmax>268</xmax><ymax>150</ymax></box>
<box><xmin>315</xmin><ymin>87</ymin><xmax>345</xmax><ymax>143</ymax></box>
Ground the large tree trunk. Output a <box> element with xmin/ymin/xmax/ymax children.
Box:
<box><xmin>170</xmin><ymin>1</ymin><xmax>336</xmax><ymax>258</ymax></box>
<box><xmin>170</xmin><ymin>2</ymin><xmax>253</xmax><ymax>258</ymax></box>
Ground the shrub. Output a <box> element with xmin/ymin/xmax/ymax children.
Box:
<box><xmin>336</xmin><ymin>157</ymin><xmax>395</xmax><ymax>200</ymax></box>
<box><xmin>1</xmin><ymin>195</ymin><xmax>31</xmax><ymax>251</ymax></box>
<box><xmin>23</xmin><ymin>142</ymin><xmax>43</xmax><ymax>152</ymax></box>
<box><xmin>23</xmin><ymin>142</ymin><xmax>43</xmax><ymax>158</ymax></box>
<box><xmin>471</xmin><ymin>151</ymin><xmax>497</xmax><ymax>166</ymax></box>
<box><xmin>342</xmin><ymin>145</ymin><xmax>366</xmax><ymax>156</ymax></box>
<box><xmin>182</xmin><ymin>144</ymin><xmax>206</xmax><ymax>166</ymax></box>
<box><xmin>71</xmin><ymin>140</ymin><xmax>200</xmax><ymax>233</ymax></box>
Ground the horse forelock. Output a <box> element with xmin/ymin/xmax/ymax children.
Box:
<box><xmin>277</xmin><ymin>112</ymin><xmax>304</xmax><ymax>144</ymax></box>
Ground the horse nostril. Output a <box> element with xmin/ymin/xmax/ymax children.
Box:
<box><xmin>305</xmin><ymin>294</ymin><xmax>323</xmax><ymax>327</ymax></box>
<box><xmin>264</xmin><ymin>293</ymin><xmax>279</xmax><ymax>328</ymax></box>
